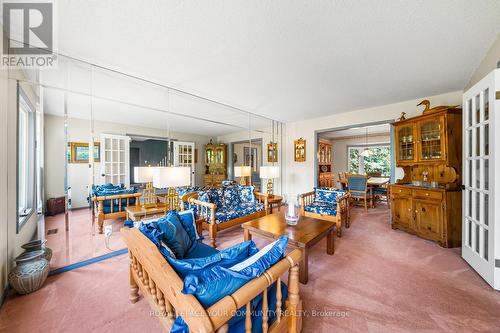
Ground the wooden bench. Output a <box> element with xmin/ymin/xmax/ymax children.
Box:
<box><xmin>92</xmin><ymin>192</ymin><xmax>142</xmax><ymax>233</ymax></box>
<box><xmin>189</xmin><ymin>192</ymin><xmax>269</xmax><ymax>248</ymax></box>
<box><xmin>121</xmin><ymin>227</ymin><xmax>303</xmax><ymax>332</ymax></box>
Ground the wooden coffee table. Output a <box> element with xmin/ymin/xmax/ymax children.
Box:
<box><xmin>125</xmin><ymin>205</ymin><xmax>167</xmax><ymax>221</ymax></box>
<box><xmin>242</xmin><ymin>212</ymin><xmax>335</xmax><ymax>284</ymax></box>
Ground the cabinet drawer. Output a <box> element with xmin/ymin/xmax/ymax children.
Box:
<box><xmin>414</xmin><ymin>190</ymin><xmax>442</xmax><ymax>201</ymax></box>
<box><xmin>391</xmin><ymin>187</ymin><xmax>412</xmax><ymax>196</ymax></box>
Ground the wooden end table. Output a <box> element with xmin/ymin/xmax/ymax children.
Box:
<box><xmin>125</xmin><ymin>205</ymin><xmax>167</xmax><ymax>221</ymax></box>
<box><xmin>267</xmin><ymin>195</ymin><xmax>283</xmax><ymax>213</ymax></box>
<box><xmin>242</xmin><ymin>211</ymin><xmax>335</xmax><ymax>284</ymax></box>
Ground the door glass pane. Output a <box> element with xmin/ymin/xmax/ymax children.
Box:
<box><xmin>484</xmin><ymin>88</ymin><xmax>489</xmax><ymax>120</ymax></box>
<box><xmin>467</xmin><ymin>160</ymin><xmax>472</xmax><ymax>186</ymax></box>
<box><xmin>398</xmin><ymin>126</ymin><xmax>414</xmax><ymax>161</ymax></box>
<box><xmin>467</xmin><ymin>99</ymin><xmax>472</xmax><ymax>127</ymax></box>
<box><xmin>484</xmin><ymin>194</ymin><xmax>489</xmax><ymax>226</ymax></box>
<box><xmin>467</xmin><ymin>190</ymin><xmax>472</xmax><ymax>218</ymax></box>
<box><xmin>483</xmin><ymin>229</ymin><xmax>488</xmax><ymax>260</ymax></box>
<box><xmin>484</xmin><ymin>124</ymin><xmax>489</xmax><ymax>156</ymax></box>
<box><xmin>475</xmin><ymin>224</ymin><xmax>480</xmax><ymax>253</ymax></box>
<box><xmin>475</xmin><ymin>94</ymin><xmax>480</xmax><ymax>124</ymax></box>
<box><xmin>467</xmin><ymin>220</ymin><xmax>472</xmax><ymax>247</ymax></box>
<box><xmin>475</xmin><ymin>191</ymin><xmax>480</xmax><ymax>221</ymax></box>
<box><xmin>420</xmin><ymin>121</ymin><xmax>441</xmax><ymax>160</ymax></box>
<box><xmin>476</xmin><ymin>128</ymin><xmax>481</xmax><ymax>157</ymax></box>
<box><xmin>467</xmin><ymin>129</ymin><xmax>472</xmax><ymax>157</ymax></box>
<box><xmin>484</xmin><ymin>159</ymin><xmax>489</xmax><ymax>190</ymax></box>
<box><xmin>476</xmin><ymin>159</ymin><xmax>481</xmax><ymax>189</ymax></box>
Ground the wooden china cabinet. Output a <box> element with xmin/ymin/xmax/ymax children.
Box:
<box><xmin>390</xmin><ymin>102</ymin><xmax>462</xmax><ymax>247</ymax></box>
<box><xmin>317</xmin><ymin>140</ymin><xmax>333</xmax><ymax>187</ymax></box>
<box><xmin>204</xmin><ymin>140</ymin><xmax>227</xmax><ymax>187</ymax></box>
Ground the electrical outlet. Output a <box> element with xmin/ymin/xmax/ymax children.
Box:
<box><xmin>104</xmin><ymin>225</ymin><xmax>113</xmax><ymax>237</ymax></box>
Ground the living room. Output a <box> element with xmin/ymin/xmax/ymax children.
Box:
<box><xmin>1</xmin><ymin>1</ymin><xmax>500</xmax><ymax>332</ymax></box>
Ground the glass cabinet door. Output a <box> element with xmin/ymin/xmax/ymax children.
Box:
<box><xmin>418</xmin><ymin>117</ymin><xmax>445</xmax><ymax>161</ymax></box>
<box><xmin>205</xmin><ymin>148</ymin><xmax>214</xmax><ymax>164</ymax></box>
<box><xmin>396</xmin><ymin>125</ymin><xmax>416</xmax><ymax>162</ymax></box>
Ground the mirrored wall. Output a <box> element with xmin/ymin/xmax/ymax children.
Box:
<box><xmin>10</xmin><ymin>54</ymin><xmax>284</xmax><ymax>269</ymax></box>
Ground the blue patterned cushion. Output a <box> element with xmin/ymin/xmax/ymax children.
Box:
<box><xmin>214</xmin><ymin>203</ymin><xmax>264</xmax><ymax>224</ymax></box>
<box><xmin>199</xmin><ymin>188</ymin><xmax>224</xmax><ymax>207</ymax></box>
<box><xmin>314</xmin><ymin>188</ymin><xmax>346</xmax><ymax>204</ymax></box>
<box><xmin>176</xmin><ymin>186</ymin><xmax>201</xmax><ymax>197</ymax></box>
<box><xmin>238</xmin><ymin>185</ymin><xmax>255</xmax><ymax>203</ymax></box>
<box><xmin>304</xmin><ymin>201</ymin><xmax>337</xmax><ymax>216</ymax></box>
<box><xmin>223</xmin><ymin>185</ymin><xmax>241</xmax><ymax>207</ymax></box>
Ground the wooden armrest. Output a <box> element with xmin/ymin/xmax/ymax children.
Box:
<box><xmin>299</xmin><ymin>191</ymin><xmax>315</xmax><ymax>198</ymax></box>
<box><xmin>189</xmin><ymin>198</ymin><xmax>216</xmax><ymax>210</ymax></box>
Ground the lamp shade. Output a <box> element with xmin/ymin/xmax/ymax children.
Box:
<box><xmin>260</xmin><ymin>165</ymin><xmax>280</xmax><ymax>179</ymax></box>
<box><xmin>134</xmin><ymin>166</ymin><xmax>156</xmax><ymax>183</ymax></box>
<box><xmin>152</xmin><ymin>167</ymin><xmax>191</xmax><ymax>188</ymax></box>
<box><xmin>234</xmin><ymin>166</ymin><xmax>252</xmax><ymax>177</ymax></box>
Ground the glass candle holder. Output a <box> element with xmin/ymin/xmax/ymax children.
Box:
<box><xmin>284</xmin><ymin>194</ymin><xmax>300</xmax><ymax>226</ymax></box>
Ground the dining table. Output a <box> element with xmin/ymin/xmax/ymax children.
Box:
<box><xmin>367</xmin><ymin>177</ymin><xmax>390</xmax><ymax>187</ymax></box>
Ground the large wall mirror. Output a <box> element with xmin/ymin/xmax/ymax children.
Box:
<box><xmin>15</xmin><ymin>54</ymin><xmax>283</xmax><ymax>270</ymax></box>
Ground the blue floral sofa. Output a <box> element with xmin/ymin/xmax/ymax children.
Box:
<box><xmin>189</xmin><ymin>183</ymin><xmax>269</xmax><ymax>248</ymax></box>
<box><xmin>91</xmin><ymin>183</ymin><xmax>141</xmax><ymax>233</ymax></box>
<box><xmin>176</xmin><ymin>186</ymin><xmax>202</xmax><ymax>211</ymax></box>
<box><xmin>121</xmin><ymin>210</ymin><xmax>302</xmax><ymax>333</ymax></box>
<box><xmin>299</xmin><ymin>187</ymin><xmax>350</xmax><ymax>237</ymax></box>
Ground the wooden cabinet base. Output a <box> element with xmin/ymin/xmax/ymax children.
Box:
<box><xmin>390</xmin><ymin>185</ymin><xmax>461</xmax><ymax>248</ymax></box>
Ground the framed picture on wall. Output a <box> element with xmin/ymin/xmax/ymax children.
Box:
<box><xmin>294</xmin><ymin>138</ymin><xmax>306</xmax><ymax>162</ymax></box>
<box><xmin>68</xmin><ymin>142</ymin><xmax>100</xmax><ymax>163</ymax></box>
<box><xmin>267</xmin><ymin>142</ymin><xmax>278</xmax><ymax>163</ymax></box>
<box><xmin>244</xmin><ymin>147</ymin><xmax>258</xmax><ymax>172</ymax></box>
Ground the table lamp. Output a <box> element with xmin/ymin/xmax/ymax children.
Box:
<box><xmin>234</xmin><ymin>166</ymin><xmax>252</xmax><ymax>186</ymax></box>
<box><xmin>153</xmin><ymin>166</ymin><xmax>191</xmax><ymax>211</ymax></box>
<box><xmin>260</xmin><ymin>165</ymin><xmax>280</xmax><ymax>197</ymax></box>
<box><xmin>134</xmin><ymin>166</ymin><xmax>157</xmax><ymax>208</ymax></box>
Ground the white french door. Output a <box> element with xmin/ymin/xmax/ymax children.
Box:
<box><xmin>173</xmin><ymin>141</ymin><xmax>195</xmax><ymax>186</ymax></box>
<box><xmin>99</xmin><ymin>134</ymin><xmax>130</xmax><ymax>187</ymax></box>
<box><xmin>462</xmin><ymin>69</ymin><xmax>499</xmax><ymax>290</ymax></box>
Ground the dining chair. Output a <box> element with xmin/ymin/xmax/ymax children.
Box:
<box><xmin>373</xmin><ymin>183</ymin><xmax>390</xmax><ymax>208</ymax></box>
<box><xmin>347</xmin><ymin>174</ymin><xmax>372</xmax><ymax>211</ymax></box>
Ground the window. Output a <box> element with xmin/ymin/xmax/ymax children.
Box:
<box><xmin>18</xmin><ymin>88</ymin><xmax>36</xmax><ymax>229</ymax></box>
<box><xmin>348</xmin><ymin>145</ymin><xmax>391</xmax><ymax>176</ymax></box>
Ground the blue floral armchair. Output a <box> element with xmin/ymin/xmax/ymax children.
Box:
<box><xmin>299</xmin><ymin>187</ymin><xmax>350</xmax><ymax>237</ymax></box>
<box><xmin>189</xmin><ymin>184</ymin><xmax>269</xmax><ymax>248</ymax></box>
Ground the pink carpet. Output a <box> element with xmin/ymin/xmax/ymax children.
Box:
<box><xmin>45</xmin><ymin>209</ymin><xmax>127</xmax><ymax>269</ymax></box>
<box><xmin>1</xmin><ymin>204</ymin><xmax>500</xmax><ymax>332</ymax></box>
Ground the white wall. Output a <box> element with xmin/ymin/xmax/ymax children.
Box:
<box><xmin>284</xmin><ymin>91</ymin><xmax>463</xmax><ymax>196</ymax></box>
<box><xmin>466</xmin><ymin>34</ymin><xmax>500</xmax><ymax>90</ymax></box>
<box><xmin>0</xmin><ymin>56</ymin><xmax>41</xmax><ymax>300</ymax></box>
<box><xmin>330</xmin><ymin>134</ymin><xmax>391</xmax><ymax>174</ymax></box>
<box><xmin>44</xmin><ymin>114</ymin><xmax>214</xmax><ymax>208</ymax></box>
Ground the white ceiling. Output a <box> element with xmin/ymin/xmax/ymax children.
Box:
<box><xmin>320</xmin><ymin>123</ymin><xmax>391</xmax><ymax>139</ymax></box>
<box><xmin>38</xmin><ymin>0</ymin><xmax>500</xmax><ymax>126</ymax></box>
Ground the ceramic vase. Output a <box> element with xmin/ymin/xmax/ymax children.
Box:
<box><xmin>285</xmin><ymin>194</ymin><xmax>300</xmax><ymax>226</ymax></box>
<box><xmin>21</xmin><ymin>239</ymin><xmax>52</xmax><ymax>262</ymax></box>
<box><xmin>8</xmin><ymin>250</ymin><xmax>49</xmax><ymax>295</ymax></box>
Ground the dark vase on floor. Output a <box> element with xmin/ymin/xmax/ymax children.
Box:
<box><xmin>8</xmin><ymin>250</ymin><xmax>49</xmax><ymax>295</ymax></box>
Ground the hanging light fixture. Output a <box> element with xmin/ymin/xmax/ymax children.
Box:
<box><xmin>360</xmin><ymin>128</ymin><xmax>373</xmax><ymax>157</ymax></box>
